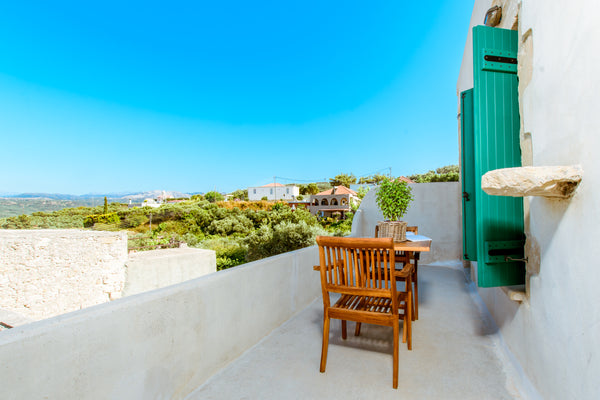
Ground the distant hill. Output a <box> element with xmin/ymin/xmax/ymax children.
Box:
<box><xmin>0</xmin><ymin>190</ymin><xmax>192</xmax><ymax>218</ymax></box>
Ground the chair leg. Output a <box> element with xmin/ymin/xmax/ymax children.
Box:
<box><xmin>341</xmin><ymin>320</ymin><xmax>347</xmax><ymax>340</ymax></box>
<box><xmin>406</xmin><ymin>292</ymin><xmax>413</xmax><ymax>350</ymax></box>
<box><xmin>320</xmin><ymin>314</ymin><xmax>330</xmax><ymax>373</ymax></box>
<box><xmin>413</xmin><ymin>260</ymin><xmax>419</xmax><ymax>320</ymax></box>
<box><xmin>393</xmin><ymin>319</ymin><xmax>399</xmax><ymax>389</ymax></box>
<box><xmin>402</xmin><ymin>308</ymin><xmax>407</xmax><ymax>344</ymax></box>
<box><xmin>354</xmin><ymin>322</ymin><xmax>362</xmax><ymax>336</ymax></box>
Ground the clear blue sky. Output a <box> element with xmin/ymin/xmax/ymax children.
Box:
<box><xmin>0</xmin><ymin>1</ymin><xmax>473</xmax><ymax>195</ymax></box>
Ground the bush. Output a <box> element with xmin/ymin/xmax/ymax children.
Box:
<box><xmin>245</xmin><ymin>221</ymin><xmax>326</xmax><ymax>261</ymax></box>
<box><xmin>206</xmin><ymin>215</ymin><xmax>254</xmax><ymax>236</ymax></box>
<box><xmin>199</xmin><ymin>237</ymin><xmax>247</xmax><ymax>270</ymax></box>
<box><xmin>83</xmin><ymin>212</ymin><xmax>120</xmax><ymax>228</ymax></box>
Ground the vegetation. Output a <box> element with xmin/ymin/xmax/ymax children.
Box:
<box><xmin>205</xmin><ymin>191</ymin><xmax>224</xmax><ymax>203</ymax></box>
<box><xmin>375</xmin><ymin>177</ymin><xmax>414</xmax><ymax>221</ymax></box>
<box><xmin>0</xmin><ymin>199</ymin><xmax>350</xmax><ymax>271</ymax></box>
<box><xmin>358</xmin><ymin>173</ymin><xmax>388</xmax><ymax>184</ymax></box>
<box><xmin>409</xmin><ymin>165</ymin><xmax>459</xmax><ymax>183</ymax></box>
<box><xmin>329</xmin><ymin>173</ymin><xmax>357</xmax><ymax>188</ymax></box>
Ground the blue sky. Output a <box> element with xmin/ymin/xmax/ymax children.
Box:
<box><xmin>0</xmin><ymin>1</ymin><xmax>473</xmax><ymax>195</ymax></box>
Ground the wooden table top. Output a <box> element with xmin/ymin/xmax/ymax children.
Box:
<box><xmin>393</xmin><ymin>234</ymin><xmax>432</xmax><ymax>252</ymax></box>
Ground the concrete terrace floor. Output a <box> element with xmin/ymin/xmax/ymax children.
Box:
<box><xmin>188</xmin><ymin>263</ymin><xmax>524</xmax><ymax>400</ymax></box>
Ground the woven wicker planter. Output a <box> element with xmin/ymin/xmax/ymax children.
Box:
<box><xmin>377</xmin><ymin>221</ymin><xmax>408</xmax><ymax>242</ymax></box>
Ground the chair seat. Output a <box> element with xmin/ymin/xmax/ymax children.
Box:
<box><xmin>333</xmin><ymin>294</ymin><xmax>403</xmax><ymax>315</ymax></box>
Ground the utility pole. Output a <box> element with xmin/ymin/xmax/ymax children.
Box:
<box><xmin>273</xmin><ymin>176</ymin><xmax>277</xmax><ymax>200</ymax></box>
<box><xmin>389</xmin><ymin>167</ymin><xmax>392</xmax><ymax>178</ymax></box>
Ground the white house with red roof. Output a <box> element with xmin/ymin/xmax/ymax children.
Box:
<box><xmin>308</xmin><ymin>185</ymin><xmax>359</xmax><ymax>218</ymax></box>
<box><xmin>247</xmin><ymin>182</ymin><xmax>300</xmax><ymax>201</ymax></box>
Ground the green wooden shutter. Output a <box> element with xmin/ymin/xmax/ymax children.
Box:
<box><xmin>460</xmin><ymin>89</ymin><xmax>477</xmax><ymax>261</ymax></box>
<box><xmin>472</xmin><ymin>25</ymin><xmax>525</xmax><ymax>287</ymax></box>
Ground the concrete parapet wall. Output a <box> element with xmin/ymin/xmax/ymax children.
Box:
<box><xmin>0</xmin><ymin>230</ymin><xmax>128</xmax><ymax>321</ymax></box>
<box><xmin>0</xmin><ymin>246</ymin><xmax>320</xmax><ymax>400</ymax></box>
<box><xmin>123</xmin><ymin>248</ymin><xmax>216</xmax><ymax>296</ymax></box>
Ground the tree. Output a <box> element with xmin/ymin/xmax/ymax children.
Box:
<box><xmin>103</xmin><ymin>197</ymin><xmax>108</xmax><ymax>214</ymax></box>
<box><xmin>300</xmin><ymin>183</ymin><xmax>320</xmax><ymax>195</ymax></box>
<box><xmin>409</xmin><ymin>165</ymin><xmax>459</xmax><ymax>183</ymax></box>
<box><xmin>229</xmin><ymin>189</ymin><xmax>248</xmax><ymax>201</ymax></box>
<box><xmin>205</xmin><ymin>191</ymin><xmax>224</xmax><ymax>203</ymax></box>
<box><xmin>329</xmin><ymin>173</ymin><xmax>357</xmax><ymax>188</ymax></box>
<box><xmin>358</xmin><ymin>173</ymin><xmax>388</xmax><ymax>184</ymax></box>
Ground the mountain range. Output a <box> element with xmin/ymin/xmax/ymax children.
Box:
<box><xmin>0</xmin><ymin>190</ymin><xmax>194</xmax><ymax>201</ymax></box>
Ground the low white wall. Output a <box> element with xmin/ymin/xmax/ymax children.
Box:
<box><xmin>351</xmin><ymin>182</ymin><xmax>462</xmax><ymax>264</ymax></box>
<box><xmin>0</xmin><ymin>246</ymin><xmax>320</xmax><ymax>400</ymax></box>
<box><xmin>0</xmin><ymin>230</ymin><xmax>128</xmax><ymax>321</ymax></box>
<box><xmin>123</xmin><ymin>248</ymin><xmax>216</xmax><ymax>296</ymax></box>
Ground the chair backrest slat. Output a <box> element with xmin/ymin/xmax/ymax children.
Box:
<box><xmin>317</xmin><ymin>236</ymin><xmax>396</xmax><ymax>300</ymax></box>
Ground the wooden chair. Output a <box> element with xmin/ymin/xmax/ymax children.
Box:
<box><xmin>405</xmin><ymin>226</ymin><xmax>420</xmax><ymax>319</ymax></box>
<box><xmin>316</xmin><ymin>236</ymin><xmax>412</xmax><ymax>389</ymax></box>
<box><xmin>374</xmin><ymin>225</ymin><xmax>420</xmax><ymax>320</ymax></box>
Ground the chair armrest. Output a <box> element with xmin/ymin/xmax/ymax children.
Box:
<box><xmin>394</xmin><ymin>263</ymin><xmax>414</xmax><ymax>278</ymax></box>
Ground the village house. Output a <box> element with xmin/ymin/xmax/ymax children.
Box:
<box><xmin>308</xmin><ymin>185</ymin><xmax>359</xmax><ymax>218</ymax></box>
<box><xmin>247</xmin><ymin>182</ymin><xmax>300</xmax><ymax>201</ymax></box>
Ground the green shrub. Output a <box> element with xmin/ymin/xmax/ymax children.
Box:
<box><xmin>83</xmin><ymin>212</ymin><xmax>120</xmax><ymax>228</ymax></box>
<box><xmin>245</xmin><ymin>221</ymin><xmax>326</xmax><ymax>261</ymax></box>
<box><xmin>199</xmin><ymin>237</ymin><xmax>247</xmax><ymax>270</ymax></box>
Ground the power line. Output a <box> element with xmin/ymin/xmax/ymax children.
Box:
<box><xmin>273</xmin><ymin>167</ymin><xmax>394</xmax><ymax>185</ymax></box>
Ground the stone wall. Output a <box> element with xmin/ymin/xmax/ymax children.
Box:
<box><xmin>0</xmin><ymin>230</ymin><xmax>128</xmax><ymax>321</ymax></box>
<box><xmin>0</xmin><ymin>230</ymin><xmax>218</xmax><ymax>324</ymax></box>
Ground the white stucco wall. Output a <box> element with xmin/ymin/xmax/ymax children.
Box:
<box><xmin>351</xmin><ymin>182</ymin><xmax>462</xmax><ymax>264</ymax></box>
<box><xmin>123</xmin><ymin>247</ymin><xmax>216</xmax><ymax>296</ymax></box>
<box><xmin>248</xmin><ymin>185</ymin><xmax>299</xmax><ymax>200</ymax></box>
<box><xmin>458</xmin><ymin>1</ymin><xmax>600</xmax><ymax>399</ymax></box>
<box><xmin>0</xmin><ymin>246</ymin><xmax>320</xmax><ymax>400</ymax></box>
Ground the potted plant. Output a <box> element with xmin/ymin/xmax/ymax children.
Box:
<box><xmin>375</xmin><ymin>177</ymin><xmax>414</xmax><ymax>241</ymax></box>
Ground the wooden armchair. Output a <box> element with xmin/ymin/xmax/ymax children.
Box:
<box><xmin>375</xmin><ymin>225</ymin><xmax>420</xmax><ymax>320</ymax></box>
<box><xmin>316</xmin><ymin>236</ymin><xmax>412</xmax><ymax>389</ymax></box>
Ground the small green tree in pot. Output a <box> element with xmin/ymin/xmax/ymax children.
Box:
<box><xmin>375</xmin><ymin>178</ymin><xmax>414</xmax><ymax>241</ymax></box>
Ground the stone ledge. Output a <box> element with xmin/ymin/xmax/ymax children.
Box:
<box><xmin>482</xmin><ymin>166</ymin><xmax>582</xmax><ymax>198</ymax></box>
<box><xmin>501</xmin><ymin>285</ymin><xmax>527</xmax><ymax>303</ymax></box>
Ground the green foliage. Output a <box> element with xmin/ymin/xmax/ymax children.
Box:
<box><xmin>318</xmin><ymin>212</ymin><xmax>354</xmax><ymax>236</ymax></box>
<box><xmin>205</xmin><ymin>191</ymin><xmax>224</xmax><ymax>203</ymax></box>
<box><xmin>199</xmin><ymin>237</ymin><xmax>247</xmax><ymax>271</ymax></box>
<box><xmin>1</xmin><ymin>193</ymin><xmax>329</xmax><ymax>269</ymax></box>
<box><xmin>356</xmin><ymin>186</ymin><xmax>370</xmax><ymax>200</ymax></box>
<box><xmin>245</xmin><ymin>221</ymin><xmax>326</xmax><ymax>261</ymax></box>
<box><xmin>83</xmin><ymin>212</ymin><xmax>121</xmax><ymax>228</ymax></box>
<box><xmin>206</xmin><ymin>214</ymin><xmax>253</xmax><ymax>236</ymax></box>
<box><xmin>229</xmin><ymin>189</ymin><xmax>248</xmax><ymax>201</ymax></box>
<box><xmin>261</xmin><ymin>196</ymin><xmax>268</xmax><ymax>201</ymax></box>
<box><xmin>375</xmin><ymin>178</ymin><xmax>414</xmax><ymax>221</ymax></box>
<box><xmin>296</xmin><ymin>195</ymin><xmax>304</xmax><ymax>200</ymax></box>
<box><xmin>300</xmin><ymin>183</ymin><xmax>320</xmax><ymax>195</ymax></box>
<box><xmin>191</xmin><ymin>194</ymin><xmax>205</xmax><ymax>201</ymax></box>
<box><xmin>103</xmin><ymin>197</ymin><xmax>108</xmax><ymax>214</ymax></box>
<box><xmin>358</xmin><ymin>173</ymin><xmax>388</xmax><ymax>184</ymax></box>
<box><xmin>329</xmin><ymin>173</ymin><xmax>357</xmax><ymax>188</ymax></box>
<box><xmin>409</xmin><ymin>165</ymin><xmax>459</xmax><ymax>183</ymax></box>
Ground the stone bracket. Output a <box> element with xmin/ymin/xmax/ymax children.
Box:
<box><xmin>482</xmin><ymin>166</ymin><xmax>582</xmax><ymax>198</ymax></box>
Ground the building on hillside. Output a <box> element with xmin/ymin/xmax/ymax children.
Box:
<box><xmin>247</xmin><ymin>183</ymin><xmax>300</xmax><ymax>201</ymax></box>
<box><xmin>308</xmin><ymin>185</ymin><xmax>359</xmax><ymax>218</ymax></box>
<box><xmin>455</xmin><ymin>2</ymin><xmax>599</xmax><ymax>398</ymax></box>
